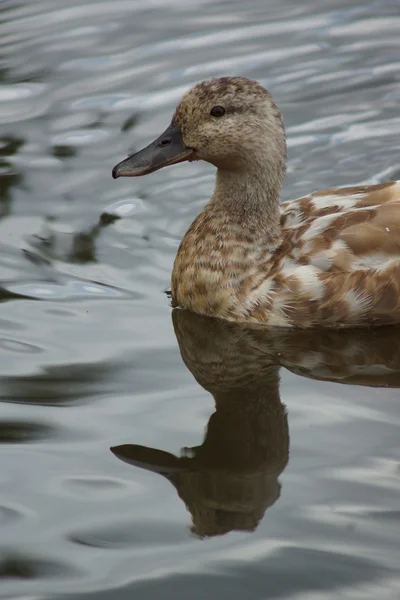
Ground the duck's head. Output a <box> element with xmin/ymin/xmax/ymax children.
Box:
<box><xmin>112</xmin><ymin>76</ymin><xmax>286</xmax><ymax>179</ymax></box>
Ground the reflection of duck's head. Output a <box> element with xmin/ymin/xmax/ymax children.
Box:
<box><xmin>113</xmin><ymin>439</ymin><xmax>285</xmax><ymax>539</ymax></box>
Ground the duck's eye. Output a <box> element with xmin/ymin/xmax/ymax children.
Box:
<box><xmin>210</xmin><ymin>106</ymin><xmax>226</xmax><ymax>118</ymax></box>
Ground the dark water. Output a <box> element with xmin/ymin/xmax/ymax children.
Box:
<box><xmin>1</xmin><ymin>0</ymin><xmax>400</xmax><ymax>598</ymax></box>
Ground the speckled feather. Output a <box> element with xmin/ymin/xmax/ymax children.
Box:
<box><xmin>167</xmin><ymin>77</ymin><xmax>400</xmax><ymax>328</ymax></box>
<box><xmin>173</xmin><ymin>180</ymin><xmax>400</xmax><ymax>327</ymax></box>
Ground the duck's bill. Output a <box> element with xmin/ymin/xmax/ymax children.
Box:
<box><xmin>112</xmin><ymin>124</ymin><xmax>195</xmax><ymax>178</ymax></box>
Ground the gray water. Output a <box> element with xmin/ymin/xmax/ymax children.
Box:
<box><xmin>1</xmin><ymin>0</ymin><xmax>400</xmax><ymax>598</ymax></box>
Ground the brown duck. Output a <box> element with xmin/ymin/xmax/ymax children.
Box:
<box><xmin>113</xmin><ymin>76</ymin><xmax>400</xmax><ymax>327</ymax></box>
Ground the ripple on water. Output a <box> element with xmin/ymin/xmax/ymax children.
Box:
<box><xmin>52</xmin><ymin>129</ymin><xmax>109</xmax><ymax>147</ymax></box>
<box><xmin>0</xmin><ymin>505</ymin><xmax>28</xmax><ymax>526</ymax></box>
<box><xmin>56</xmin><ymin>475</ymin><xmax>140</xmax><ymax>500</ymax></box>
<box><xmin>69</xmin><ymin>519</ymin><xmax>187</xmax><ymax>549</ymax></box>
<box><xmin>238</xmin><ymin>546</ymin><xmax>393</xmax><ymax>597</ymax></box>
<box><xmin>0</xmin><ymin>420</ymin><xmax>56</xmax><ymax>443</ymax></box>
<box><xmin>364</xmin><ymin>510</ymin><xmax>400</xmax><ymax>522</ymax></box>
<box><xmin>0</xmin><ymin>338</ymin><xmax>43</xmax><ymax>354</ymax></box>
<box><xmin>101</xmin><ymin>197</ymin><xmax>146</xmax><ymax>221</ymax></box>
<box><xmin>0</xmin><ymin>83</ymin><xmax>50</xmax><ymax>124</ymax></box>
<box><xmin>0</xmin><ymin>551</ymin><xmax>78</xmax><ymax>580</ymax></box>
<box><xmin>5</xmin><ymin>281</ymin><xmax>127</xmax><ymax>301</ymax></box>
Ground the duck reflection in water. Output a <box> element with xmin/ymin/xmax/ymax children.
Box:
<box><xmin>111</xmin><ymin>310</ymin><xmax>400</xmax><ymax>538</ymax></box>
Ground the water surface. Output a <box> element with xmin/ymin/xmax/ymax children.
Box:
<box><xmin>0</xmin><ymin>0</ymin><xmax>400</xmax><ymax>598</ymax></box>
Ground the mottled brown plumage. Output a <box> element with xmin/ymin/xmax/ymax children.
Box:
<box><xmin>113</xmin><ymin>76</ymin><xmax>400</xmax><ymax>327</ymax></box>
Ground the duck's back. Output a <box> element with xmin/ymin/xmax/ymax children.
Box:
<box><xmin>262</xmin><ymin>180</ymin><xmax>400</xmax><ymax>327</ymax></box>
<box><xmin>281</xmin><ymin>181</ymin><xmax>400</xmax><ymax>270</ymax></box>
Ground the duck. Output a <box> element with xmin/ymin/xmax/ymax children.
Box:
<box><xmin>112</xmin><ymin>76</ymin><xmax>400</xmax><ymax>328</ymax></box>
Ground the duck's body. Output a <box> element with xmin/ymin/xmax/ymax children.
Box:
<box><xmin>113</xmin><ymin>77</ymin><xmax>400</xmax><ymax>328</ymax></box>
<box><xmin>172</xmin><ymin>181</ymin><xmax>400</xmax><ymax>327</ymax></box>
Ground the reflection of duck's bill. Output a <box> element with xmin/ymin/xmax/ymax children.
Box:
<box><xmin>110</xmin><ymin>444</ymin><xmax>188</xmax><ymax>474</ymax></box>
<box><xmin>111</xmin><ymin>444</ymin><xmax>286</xmax><ymax>478</ymax></box>
<box><xmin>112</xmin><ymin>124</ymin><xmax>195</xmax><ymax>178</ymax></box>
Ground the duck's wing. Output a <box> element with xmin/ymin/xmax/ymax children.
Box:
<box><xmin>282</xmin><ymin>181</ymin><xmax>400</xmax><ymax>271</ymax></box>
<box><xmin>259</xmin><ymin>182</ymin><xmax>400</xmax><ymax>327</ymax></box>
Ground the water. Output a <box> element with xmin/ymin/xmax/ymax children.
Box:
<box><xmin>0</xmin><ymin>0</ymin><xmax>400</xmax><ymax>598</ymax></box>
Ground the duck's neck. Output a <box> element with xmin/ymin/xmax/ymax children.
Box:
<box><xmin>209</xmin><ymin>164</ymin><xmax>283</xmax><ymax>247</ymax></box>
